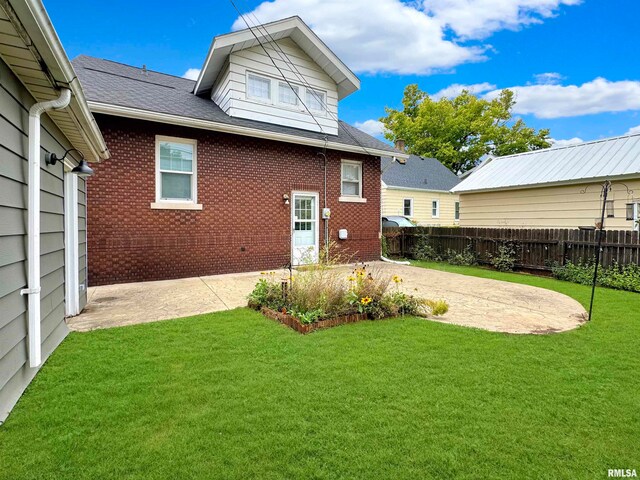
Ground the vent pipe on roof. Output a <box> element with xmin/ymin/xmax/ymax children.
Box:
<box><xmin>21</xmin><ymin>87</ymin><xmax>72</xmax><ymax>368</ymax></box>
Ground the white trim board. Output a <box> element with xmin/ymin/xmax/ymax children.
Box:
<box><xmin>88</xmin><ymin>101</ymin><xmax>407</xmax><ymax>160</ymax></box>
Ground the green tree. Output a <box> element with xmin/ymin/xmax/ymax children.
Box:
<box><xmin>380</xmin><ymin>85</ymin><xmax>551</xmax><ymax>174</ymax></box>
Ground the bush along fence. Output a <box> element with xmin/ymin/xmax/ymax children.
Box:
<box><xmin>383</xmin><ymin>227</ymin><xmax>640</xmax><ymax>272</ymax></box>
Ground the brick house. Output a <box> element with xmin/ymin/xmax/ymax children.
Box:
<box><xmin>73</xmin><ymin>17</ymin><xmax>406</xmax><ymax>285</ymax></box>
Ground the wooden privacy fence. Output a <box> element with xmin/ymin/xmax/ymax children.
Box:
<box><xmin>383</xmin><ymin>227</ymin><xmax>640</xmax><ymax>271</ymax></box>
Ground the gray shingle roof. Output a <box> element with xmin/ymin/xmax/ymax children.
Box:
<box><xmin>382</xmin><ymin>155</ymin><xmax>461</xmax><ymax>191</ymax></box>
<box><xmin>72</xmin><ymin>55</ymin><xmax>399</xmax><ymax>155</ymax></box>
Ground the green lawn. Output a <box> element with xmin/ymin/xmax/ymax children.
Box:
<box><xmin>1</xmin><ymin>264</ymin><xmax>639</xmax><ymax>480</ymax></box>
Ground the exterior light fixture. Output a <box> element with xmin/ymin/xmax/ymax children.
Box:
<box><xmin>283</xmin><ymin>193</ymin><xmax>290</xmax><ymax>205</ymax></box>
<box><xmin>45</xmin><ymin>148</ymin><xmax>94</xmax><ymax>177</ymax></box>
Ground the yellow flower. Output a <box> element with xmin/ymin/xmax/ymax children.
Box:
<box><xmin>360</xmin><ymin>296</ymin><xmax>372</xmax><ymax>305</ymax></box>
<box><xmin>392</xmin><ymin>275</ymin><xmax>403</xmax><ymax>283</ymax></box>
<box><xmin>260</xmin><ymin>272</ymin><xmax>266</xmax><ymax>275</ymax></box>
<box><xmin>347</xmin><ymin>276</ymin><xmax>356</xmax><ymax>282</ymax></box>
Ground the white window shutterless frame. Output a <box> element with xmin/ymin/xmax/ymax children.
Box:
<box><xmin>292</xmin><ymin>192</ymin><xmax>319</xmax><ymax>266</ymax></box>
<box><xmin>152</xmin><ymin>136</ymin><xmax>202</xmax><ymax>210</ymax></box>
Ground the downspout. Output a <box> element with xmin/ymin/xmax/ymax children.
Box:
<box><xmin>21</xmin><ymin>88</ymin><xmax>72</xmax><ymax>368</ymax></box>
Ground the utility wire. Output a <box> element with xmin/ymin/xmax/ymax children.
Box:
<box><xmin>229</xmin><ymin>0</ymin><xmax>326</xmax><ymax>134</ymax></box>
<box><xmin>241</xmin><ymin>7</ymin><xmax>380</xmax><ymax>158</ymax></box>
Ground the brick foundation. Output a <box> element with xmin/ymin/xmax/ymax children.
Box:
<box><xmin>87</xmin><ymin>115</ymin><xmax>382</xmax><ymax>285</ymax></box>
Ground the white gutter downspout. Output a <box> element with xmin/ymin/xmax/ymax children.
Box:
<box><xmin>21</xmin><ymin>88</ymin><xmax>72</xmax><ymax>368</ymax></box>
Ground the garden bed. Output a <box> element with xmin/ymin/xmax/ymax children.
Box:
<box><xmin>248</xmin><ymin>263</ymin><xmax>449</xmax><ymax>333</ymax></box>
<box><xmin>261</xmin><ymin>306</ymin><xmax>368</xmax><ymax>334</ymax></box>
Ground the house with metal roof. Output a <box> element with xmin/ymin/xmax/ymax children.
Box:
<box><xmin>0</xmin><ymin>0</ymin><xmax>108</xmax><ymax>421</ymax></box>
<box><xmin>452</xmin><ymin>134</ymin><xmax>640</xmax><ymax>230</ymax></box>
<box><xmin>382</xmin><ymin>155</ymin><xmax>461</xmax><ymax>226</ymax></box>
<box><xmin>72</xmin><ymin>16</ymin><xmax>407</xmax><ymax>285</ymax></box>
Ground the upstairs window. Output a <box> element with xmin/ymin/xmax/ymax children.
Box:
<box><xmin>403</xmin><ymin>198</ymin><xmax>413</xmax><ymax>217</ymax></box>
<box><xmin>278</xmin><ymin>82</ymin><xmax>299</xmax><ymax>107</ymax></box>
<box><xmin>306</xmin><ymin>88</ymin><xmax>326</xmax><ymax>113</ymax></box>
<box><xmin>247</xmin><ymin>74</ymin><xmax>271</xmax><ymax>101</ymax></box>
<box><xmin>341</xmin><ymin>160</ymin><xmax>362</xmax><ymax>197</ymax></box>
<box><xmin>156</xmin><ymin>136</ymin><xmax>197</xmax><ymax>203</ymax></box>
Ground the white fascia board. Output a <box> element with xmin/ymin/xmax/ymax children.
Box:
<box><xmin>88</xmin><ymin>101</ymin><xmax>407</xmax><ymax>160</ymax></box>
<box><xmin>452</xmin><ymin>172</ymin><xmax>640</xmax><ymax>194</ymax></box>
<box><xmin>385</xmin><ymin>185</ymin><xmax>454</xmax><ymax>194</ymax></box>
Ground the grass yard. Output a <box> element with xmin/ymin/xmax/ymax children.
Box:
<box><xmin>1</xmin><ymin>264</ymin><xmax>639</xmax><ymax>479</ymax></box>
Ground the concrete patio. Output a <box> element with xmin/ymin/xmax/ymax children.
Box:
<box><xmin>68</xmin><ymin>262</ymin><xmax>588</xmax><ymax>334</ymax></box>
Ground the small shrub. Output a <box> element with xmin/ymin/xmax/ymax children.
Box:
<box><xmin>425</xmin><ymin>299</ymin><xmax>449</xmax><ymax>316</ymax></box>
<box><xmin>552</xmin><ymin>260</ymin><xmax>640</xmax><ymax>293</ymax></box>
<box><xmin>445</xmin><ymin>245</ymin><xmax>476</xmax><ymax>266</ymax></box>
<box><xmin>381</xmin><ymin>235</ymin><xmax>389</xmax><ymax>257</ymax></box>
<box><xmin>412</xmin><ymin>234</ymin><xmax>442</xmax><ymax>261</ymax></box>
<box><xmin>491</xmin><ymin>243</ymin><xmax>517</xmax><ymax>272</ymax></box>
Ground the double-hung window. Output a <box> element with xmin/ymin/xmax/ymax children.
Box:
<box><xmin>341</xmin><ymin>160</ymin><xmax>362</xmax><ymax>198</ymax></box>
<box><xmin>432</xmin><ymin>200</ymin><xmax>440</xmax><ymax>218</ymax></box>
<box><xmin>403</xmin><ymin>198</ymin><xmax>413</xmax><ymax>217</ymax></box>
<box><xmin>153</xmin><ymin>136</ymin><xmax>200</xmax><ymax>209</ymax></box>
<box><xmin>454</xmin><ymin>201</ymin><xmax>460</xmax><ymax>221</ymax></box>
<box><xmin>247</xmin><ymin>74</ymin><xmax>271</xmax><ymax>101</ymax></box>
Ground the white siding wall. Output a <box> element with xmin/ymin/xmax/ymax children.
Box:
<box><xmin>212</xmin><ymin>38</ymin><xmax>339</xmax><ymax>135</ymax></box>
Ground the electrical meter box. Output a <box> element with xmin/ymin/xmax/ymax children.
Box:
<box><xmin>322</xmin><ymin>208</ymin><xmax>331</xmax><ymax>219</ymax></box>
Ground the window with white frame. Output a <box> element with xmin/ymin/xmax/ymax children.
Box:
<box><xmin>247</xmin><ymin>74</ymin><xmax>271</xmax><ymax>101</ymax></box>
<box><xmin>156</xmin><ymin>137</ymin><xmax>197</xmax><ymax>203</ymax></box>
<box><xmin>341</xmin><ymin>160</ymin><xmax>362</xmax><ymax>197</ymax></box>
<box><xmin>306</xmin><ymin>88</ymin><xmax>326</xmax><ymax>113</ymax></box>
<box><xmin>278</xmin><ymin>82</ymin><xmax>299</xmax><ymax>107</ymax></box>
<box><xmin>403</xmin><ymin>198</ymin><xmax>413</xmax><ymax>217</ymax></box>
<box><xmin>455</xmin><ymin>201</ymin><xmax>460</xmax><ymax>221</ymax></box>
<box><xmin>432</xmin><ymin>200</ymin><xmax>440</xmax><ymax>218</ymax></box>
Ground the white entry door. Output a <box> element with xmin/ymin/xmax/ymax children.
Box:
<box><xmin>292</xmin><ymin>192</ymin><xmax>319</xmax><ymax>265</ymax></box>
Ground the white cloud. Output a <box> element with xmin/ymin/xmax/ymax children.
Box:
<box><xmin>232</xmin><ymin>0</ymin><xmax>579</xmax><ymax>75</ymax></box>
<box><xmin>532</xmin><ymin>72</ymin><xmax>564</xmax><ymax>85</ymax></box>
<box><xmin>354</xmin><ymin>119</ymin><xmax>385</xmax><ymax>137</ymax></box>
<box><xmin>425</xmin><ymin>0</ymin><xmax>581</xmax><ymax>39</ymax></box>
<box><xmin>432</xmin><ymin>82</ymin><xmax>496</xmax><ymax>99</ymax></box>
<box><xmin>484</xmin><ymin>77</ymin><xmax>640</xmax><ymax>118</ymax></box>
<box><xmin>182</xmin><ymin>68</ymin><xmax>201</xmax><ymax>80</ymax></box>
<box><xmin>626</xmin><ymin>125</ymin><xmax>640</xmax><ymax>135</ymax></box>
<box><xmin>549</xmin><ymin>137</ymin><xmax>583</xmax><ymax>148</ymax></box>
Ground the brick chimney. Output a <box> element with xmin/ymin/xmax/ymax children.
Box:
<box><xmin>394</xmin><ymin>138</ymin><xmax>406</xmax><ymax>151</ymax></box>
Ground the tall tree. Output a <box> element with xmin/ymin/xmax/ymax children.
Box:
<box><xmin>380</xmin><ymin>85</ymin><xmax>551</xmax><ymax>174</ymax></box>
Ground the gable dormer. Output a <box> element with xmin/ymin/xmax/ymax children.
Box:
<box><xmin>194</xmin><ymin>16</ymin><xmax>360</xmax><ymax>136</ymax></box>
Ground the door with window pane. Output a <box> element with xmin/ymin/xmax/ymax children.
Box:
<box><xmin>292</xmin><ymin>193</ymin><xmax>319</xmax><ymax>265</ymax></box>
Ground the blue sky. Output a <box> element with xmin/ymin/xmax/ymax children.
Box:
<box><xmin>46</xmin><ymin>0</ymin><xmax>640</xmax><ymax>145</ymax></box>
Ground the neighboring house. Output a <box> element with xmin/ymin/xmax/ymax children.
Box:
<box><xmin>73</xmin><ymin>16</ymin><xmax>406</xmax><ymax>286</ymax></box>
<box><xmin>0</xmin><ymin>0</ymin><xmax>108</xmax><ymax>421</ymax></box>
<box><xmin>452</xmin><ymin>134</ymin><xmax>640</xmax><ymax>231</ymax></box>
<box><xmin>382</xmin><ymin>155</ymin><xmax>461</xmax><ymax>226</ymax></box>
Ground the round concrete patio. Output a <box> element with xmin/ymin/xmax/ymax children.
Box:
<box><xmin>68</xmin><ymin>262</ymin><xmax>587</xmax><ymax>334</ymax></box>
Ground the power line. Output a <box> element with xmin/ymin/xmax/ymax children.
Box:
<box><xmin>228</xmin><ymin>0</ymin><xmax>326</xmax><ymax>135</ymax></box>
<box><xmin>240</xmin><ymin>7</ymin><xmax>380</xmax><ymax>158</ymax></box>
